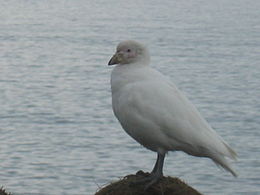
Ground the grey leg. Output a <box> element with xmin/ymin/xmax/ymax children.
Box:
<box><xmin>144</xmin><ymin>152</ymin><xmax>165</xmax><ymax>190</ymax></box>
<box><xmin>132</xmin><ymin>153</ymin><xmax>161</xmax><ymax>184</ymax></box>
<box><xmin>151</xmin><ymin>153</ymin><xmax>160</xmax><ymax>174</ymax></box>
<box><xmin>131</xmin><ymin>152</ymin><xmax>165</xmax><ymax>190</ymax></box>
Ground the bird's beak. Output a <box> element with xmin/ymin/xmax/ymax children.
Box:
<box><xmin>108</xmin><ymin>53</ymin><xmax>120</xmax><ymax>65</ymax></box>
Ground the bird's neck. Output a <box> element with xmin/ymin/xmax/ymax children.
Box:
<box><xmin>111</xmin><ymin>62</ymin><xmax>151</xmax><ymax>94</ymax></box>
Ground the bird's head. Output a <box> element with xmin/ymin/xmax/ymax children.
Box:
<box><xmin>108</xmin><ymin>40</ymin><xmax>150</xmax><ymax>66</ymax></box>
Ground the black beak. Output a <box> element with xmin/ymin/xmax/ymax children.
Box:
<box><xmin>108</xmin><ymin>54</ymin><xmax>118</xmax><ymax>66</ymax></box>
<box><xmin>108</xmin><ymin>58</ymin><xmax>115</xmax><ymax>65</ymax></box>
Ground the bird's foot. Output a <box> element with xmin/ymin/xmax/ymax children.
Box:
<box><xmin>144</xmin><ymin>176</ymin><xmax>161</xmax><ymax>191</ymax></box>
<box><xmin>131</xmin><ymin>171</ymin><xmax>162</xmax><ymax>190</ymax></box>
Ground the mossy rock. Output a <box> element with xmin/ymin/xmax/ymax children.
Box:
<box><xmin>0</xmin><ymin>187</ymin><xmax>11</xmax><ymax>195</ymax></box>
<box><xmin>95</xmin><ymin>171</ymin><xmax>203</xmax><ymax>195</ymax></box>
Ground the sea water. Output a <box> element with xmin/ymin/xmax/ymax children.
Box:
<box><xmin>0</xmin><ymin>0</ymin><xmax>259</xmax><ymax>194</ymax></box>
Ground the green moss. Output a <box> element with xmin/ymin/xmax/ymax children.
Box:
<box><xmin>95</xmin><ymin>171</ymin><xmax>203</xmax><ymax>195</ymax></box>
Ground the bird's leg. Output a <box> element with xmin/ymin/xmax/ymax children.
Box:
<box><xmin>144</xmin><ymin>152</ymin><xmax>165</xmax><ymax>190</ymax></box>
<box><xmin>132</xmin><ymin>152</ymin><xmax>165</xmax><ymax>190</ymax></box>
<box><xmin>151</xmin><ymin>153</ymin><xmax>159</xmax><ymax>175</ymax></box>
<box><xmin>132</xmin><ymin>153</ymin><xmax>160</xmax><ymax>184</ymax></box>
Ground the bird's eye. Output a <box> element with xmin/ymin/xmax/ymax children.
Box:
<box><xmin>127</xmin><ymin>49</ymin><xmax>131</xmax><ymax>52</ymax></box>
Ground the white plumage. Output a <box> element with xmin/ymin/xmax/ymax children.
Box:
<box><xmin>108</xmin><ymin>40</ymin><xmax>237</xmax><ymax>188</ymax></box>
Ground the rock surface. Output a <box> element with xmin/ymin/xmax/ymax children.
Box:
<box><xmin>0</xmin><ymin>187</ymin><xmax>11</xmax><ymax>195</ymax></box>
<box><xmin>95</xmin><ymin>171</ymin><xmax>203</xmax><ymax>195</ymax></box>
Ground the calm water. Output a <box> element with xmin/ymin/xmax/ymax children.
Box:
<box><xmin>0</xmin><ymin>0</ymin><xmax>259</xmax><ymax>194</ymax></box>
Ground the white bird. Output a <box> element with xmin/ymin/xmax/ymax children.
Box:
<box><xmin>108</xmin><ymin>40</ymin><xmax>237</xmax><ymax>189</ymax></box>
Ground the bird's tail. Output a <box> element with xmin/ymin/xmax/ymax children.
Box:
<box><xmin>212</xmin><ymin>156</ymin><xmax>238</xmax><ymax>177</ymax></box>
<box><xmin>212</xmin><ymin>142</ymin><xmax>238</xmax><ymax>177</ymax></box>
<box><xmin>222</xmin><ymin>141</ymin><xmax>237</xmax><ymax>160</ymax></box>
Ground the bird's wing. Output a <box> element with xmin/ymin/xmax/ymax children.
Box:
<box><xmin>116</xmin><ymin>69</ymin><xmax>236</xmax><ymax>159</ymax></box>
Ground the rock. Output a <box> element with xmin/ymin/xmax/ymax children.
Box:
<box><xmin>95</xmin><ymin>171</ymin><xmax>203</xmax><ymax>195</ymax></box>
<box><xmin>0</xmin><ymin>187</ymin><xmax>11</xmax><ymax>195</ymax></box>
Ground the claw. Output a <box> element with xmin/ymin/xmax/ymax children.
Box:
<box><xmin>131</xmin><ymin>152</ymin><xmax>165</xmax><ymax>190</ymax></box>
<box><xmin>144</xmin><ymin>174</ymin><xmax>162</xmax><ymax>191</ymax></box>
<box><xmin>131</xmin><ymin>171</ymin><xmax>162</xmax><ymax>190</ymax></box>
